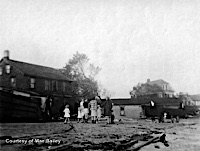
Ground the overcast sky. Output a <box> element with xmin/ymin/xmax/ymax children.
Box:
<box><xmin>1</xmin><ymin>0</ymin><xmax>200</xmax><ymax>98</ymax></box>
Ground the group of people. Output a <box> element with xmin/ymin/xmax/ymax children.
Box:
<box><xmin>63</xmin><ymin>96</ymin><xmax>114</xmax><ymax>124</ymax></box>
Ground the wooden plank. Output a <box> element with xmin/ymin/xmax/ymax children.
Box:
<box><xmin>128</xmin><ymin>135</ymin><xmax>161</xmax><ymax>151</ymax></box>
<box><xmin>0</xmin><ymin>102</ymin><xmax>37</xmax><ymax>113</ymax></box>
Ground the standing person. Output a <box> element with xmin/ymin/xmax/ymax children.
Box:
<box><xmin>63</xmin><ymin>104</ymin><xmax>70</xmax><ymax>124</ymax></box>
<box><xmin>96</xmin><ymin>95</ymin><xmax>102</xmax><ymax>106</ymax></box>
<box><xmin>97</xmin><ymin>105</ymin><xmax>102</xmax><ymax>123</ymax></box>
<box><xmin>45</xmin><ymin>96</ymin><xmax>53</xmax><ymax>121</ymax></box>
<box><xmin>77</xmin><ymin>107</ymin><xmax>82</xmax><ymax>123</ymax></box>
<box><xmin>104</xmin><ymin>97</ymin><xmax>113</xmax><ymax>124</ymax></box>
<box><xmin>89</xmin><ymin>97</ymin><xmax>98</xmax><ymax>123</ymax></box>
<box><xmin>83</xmin><ymin>99</ymin><xmax>89</xmax><ymax>123</ymax></box>
<box><xmin>111</xmin><ymin>110</ymin><xmax>115</xmax><ymax>124</ymax></box>
<box><xmin>80</xmin><ymin>99</ymin><xmax>84</xmax><ymax>122</ymax></box>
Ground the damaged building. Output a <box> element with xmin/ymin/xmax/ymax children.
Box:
<box><xmin>0</xmin><ymin>50</ymin><xmax>74</xmax><ymax>122</ymax></box>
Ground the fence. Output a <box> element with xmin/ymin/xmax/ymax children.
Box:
<box><xmin>0</xmin><ymin>90</ymin><xmax>41</xmax><ymax>122</ymax></box>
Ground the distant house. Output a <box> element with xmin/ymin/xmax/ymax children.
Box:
<box><xmin>190</xmin><ymin>94</ymin><xmax>200</xmax><ymax>107</ymax></box>
<box><xmin>111</xmin><ymin>79</ymin><xmax>176</xmax><ymax>119</ymax></box>
<box><xmin>0</xmin><ymin>50</ymin><xmax>74</xmax><ymax>121</ymax></box>
<box><xmin>146</xmin><ymin>79</ymin><xmax>175</xmax><ymax>98</ymax></box>
<box><xmin>111</xmin><ymin>98</ymin><xmax>142</xmax><ymax>119</ymax></box>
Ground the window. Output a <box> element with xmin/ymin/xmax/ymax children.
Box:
<box><xmin>52</xmin><ymin>80</ymin><xmax>58</xmax><ymax>91</ymax></box>
<box><xmin>30</xmin><ymin>78</ymin><xmax>35</xmax><ymax>89</ymax></box>
<box><xmin>158</xmin><ymin>93</ymin><xmax>163</xmax><ymax>98</ymax></box>
<box><xmin>62</xmin><ymin>82</ymin><xmax>68</xmax><ymax>92</ymax></box>
<box><xmin>11</xmin><ymin>77</ymin><xmax>16</xmax><ymax>87</ymax></box>
<box><xmin>120</xmin><ymin>106</ymin><xmax>125</xmax><ymax>116</ymax></box>
<box><xmin>0</xmin><ymin>67</ymin><xmax>2</xmax><ymax>75</ymax></box>
<box><xmin>63</xmin><ymin>82</ymin><xmax>66</xmax><ymax>92</ymax></box>
<box><xmin>45</xmin><ymin>80</ymin><xmax>51</xmax><ymax>91</ymax></box>
<box><xmin>6</xmin><ymin>65</ymin><xmax>11</xmax><ymax>74</ymax></box>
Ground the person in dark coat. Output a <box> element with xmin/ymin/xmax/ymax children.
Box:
<box><xmin>97</xmin><ymin>95</ymin><xmax>102</xmax><ymax>105</ymax></box>
<box><xmin>104</xmin><ymin>97</ymin><xmax>113</xmax><ymax>124</ymax></box>
<box><xmin>45</xmin><ymin>96</ymin><xmax>53</xmax><ymax>121</ymax></box>
<box><xmin>111</xmin><ymin>109</ymin><xmax>115</xmax><ymax>124</ymax></box>
<box><xmin>83</xmin><ymin>99</ymin><xmax>89</xmax><ymax>123</ymax></box>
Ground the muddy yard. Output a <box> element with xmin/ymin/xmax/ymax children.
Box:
<box><xmin>0</xmin><ymin>117</ymin><xmax>200</xmax><ymax>151</ymax></box>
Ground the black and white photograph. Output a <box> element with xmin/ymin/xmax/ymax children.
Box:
<box><xmin>0</xmin><ymin>0</ymin><xmax>200</xmax><ymax>150</ymax></box>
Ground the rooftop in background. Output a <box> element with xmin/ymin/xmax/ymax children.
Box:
<box><xmin>147</xmin><ymin>79</ymin><xmax>168</xmax><ymax>85</ymax></box>
<box><xmin>190</xmin><ymin>94</ymin><xmax>200</xmax><ymax>102</ymax></box>
<box><xmin>146</xmin><ymin>79</ymin><xmax>175</xmax><ymax>92</ymax></box>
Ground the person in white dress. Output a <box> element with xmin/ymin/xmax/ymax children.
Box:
<box><xmin>63</xmin><ymin>104</ymin><xmax>70</xmax><ymax>124</ymax></box>
<box><xmin>80</xmin><ymin>99</ymin><xmax>84</xmax><ymax>121</ymax></box>
<box><xmin>97</xmin><ymin>105</ymin><xmax>102</xmax><ymax>123</ymax></box>
<box><xmin>77</xmin><ymin>107</ymin><xmax>82</xmax><ymax>123</ymax></box>
<box><xmin>89</xmin><ymin>97</ymin><xmax>97</xmax><ymax>123</ymax></box>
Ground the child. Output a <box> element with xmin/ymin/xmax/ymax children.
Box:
<box><xmin>97</xmin><ymin>105</ymin><xmax>101</xmax><ymax>123</ymax></box>
<box><xmin>77</xmin><ymin>107</ymin><xmax>82</xmax><ymax>123</ymax></box>
<box><xmin>111</xmin><ymin>110</ymin><xmax>115</xmax><ymax>124</ymax></box>
<box><xmin>63</xmin><ymin>104</ymin><xmax>70</xmax><ymax>124</ymax></box>
<box><xmin>89</xmin><ymin>98</ymin><xmax>97</xmax><ymax>123</ymax></box>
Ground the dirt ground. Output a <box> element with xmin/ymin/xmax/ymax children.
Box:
<box><xmin>0</xmin><ymin>117</ymin><xmax>200</xmax><ymax>151</ymax></box>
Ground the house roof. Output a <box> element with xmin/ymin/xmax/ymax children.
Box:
<box><xmin>109</xmin><ymin>97</ymin><xmax>182</xmax><ymax>106</ymax></box>
<box><xmin>2</xmin><ymin>58</ymin><xmax>73</xmax><ymax>81</ymax></box>
<box><xmin>132</xmin><ymin>97</ymin><xmax>181</xmax><ymax>105</ymax></box>
<box><xmin>147</xmin><ymin>79</ymin><xmax>175</xmax><ymax>92</ymax></box>
<box><xmin>111</xmin><ymin>98</ymin><xmax>134</xmax><ymax>105</ymax></box>
<box><xmin>147</xmin><ymin>79</ymin><xmax>168</xmax><ymax>85</ymax></box>
<box><xmin>190</xmin><ymin>94</ymin><xmax>200</xmax><ymax>101</ymax></box>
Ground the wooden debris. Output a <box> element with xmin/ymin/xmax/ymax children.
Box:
<box><xmin>115</xmin><ymin>139</ymin><xmax>138</xmax><ymax>150</ymax></box>
<box><xmin>127</xmin><ymin>134</ymin><xmax>168</xmax><ymax>151</ymax></box>
<box><xmin>127</xmin><ymin>136</ymin><xmax>160</xmax><ymax>151</ymax></box>
<box><xmin>45</xmin><ymin>142</ymin><xmax>73</xmax><ymax>151</ymax></box>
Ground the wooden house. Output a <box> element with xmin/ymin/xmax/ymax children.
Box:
<box><xmin>111</xmin><ymin>98</ymin><xmax>142</xmax><ymax>119</ymax></box>
<box><xmin>111</xmin><ymin>79</ymin><xmax>198</xmax><ymax>120</ymax></box>
<box><xmin>190</xmin><ymin>94</ymin><xmax>200</xmax><ymax>108</ymax></box>
<box><xmin>0</xmin><ymin>50</ymin><xmax>74</xmax><ymax>121</ymax></box>
<box><xmin>146</xmin><ymin>79</ymin><xmax>175</xmax><ymax>98</ymax></box>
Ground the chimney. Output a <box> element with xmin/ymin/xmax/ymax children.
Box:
<box><xmin>4</xmin><ymin>50</ymin><xmax>10</xmax><ymax>59</ymax></box>
<box><xmin>147</xmin><ymin>79</ymin><xmax>150</xmax><ymax>83</ymax></box>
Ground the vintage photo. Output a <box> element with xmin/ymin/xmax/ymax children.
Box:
<box><xmin>0</xmin><ymin>0</ymin><xmax>200</xmax><ymax>150</ymax></box>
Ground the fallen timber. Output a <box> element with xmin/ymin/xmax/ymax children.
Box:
<box><xmin>1</xmin><ymin>121</ymin><xmax>172</xmax><ymax>151</ymax></box>
<box><xmin>44</xmin><ymin>133</ymin><xmax>167</xmax><ymax>151</ymax></box>
<box><xmin>115</xmin><ymin>140</ymin><xmax>139</xmax><ymax>150</ymax></box>
<box><xmin>1</xmin><ymin>131</ymin><xmax>169</xmax><ymax>151</ymax></box>
<box><xmin>127</xmin><ymin>134</ymin><xmax>168</xmax><ymax>151</ymax></box>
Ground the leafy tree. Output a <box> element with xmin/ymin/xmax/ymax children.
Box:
<box><xmin>62</xmin><ymin>52</ymin><xmax>101</xmax><ymax>99</ymax></box>
<box><xmin>130</xmin><ymin>83</ymin><xmax>164</xmax><ymax>97</ymax></box>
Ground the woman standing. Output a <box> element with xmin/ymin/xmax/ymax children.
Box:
<box><xmin>83</xmin><ymin>99</ymin><xmax>89</xmax><ymax>123</ymax></box>
<box><xmin>97</xmin><ymin>105</ymin><xmax>101</xmax><ymax>123</ymax></box>
<box><xmin>80</xmin><ymin>99</ymin><xmax>84</xmax><ymax>122</ymax></box>
<box><xmin>104</xmin><ymin>97</ymin><xmax>113</xmax><ymax>124</ymax></box>
<box><xmin>89</xmin><ymin>97</ymin><xmax>98</xmax><ymax>123</ymax></box>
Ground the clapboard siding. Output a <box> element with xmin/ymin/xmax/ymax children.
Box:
<box><xmin>113</xmin><ymin>105</ymin><xmax>142</xmax><ymax>119</ymax></box>
<box><xmin>0</xmin><ymin>90</ymin><xmax>41</xmax><ymax>122</ymax></box>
